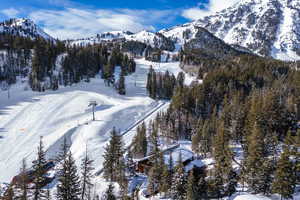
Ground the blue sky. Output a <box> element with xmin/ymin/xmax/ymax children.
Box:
<box><xmin>0</xmin><ymin>0</ymin><xmax>238</xmax><ymax>39</ymax></box>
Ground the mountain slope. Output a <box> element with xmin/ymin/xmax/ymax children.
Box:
<box><xmin>70</xmin><ymin>30</ymin><xmax>175</xmax><ymax>51</ymax></box>
<box><xmin>161</xmin><ymin>0</ymin><xmax>300</xmax><ymax>61</ymax></box>
<box><xmin>0</xmin><ymin>18</ymin><xmax>54</xmax><ymax>41</ymax></box>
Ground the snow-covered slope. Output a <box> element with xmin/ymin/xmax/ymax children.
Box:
<box><xmin>69</xmin><ymin>31</ymin><xmax>131</xmax><ymax>46</ymax></box>
<box><xmin>0</xmin><ymin>18</ymin><xmax>54</xmax><ymax>41</ymax></box>
<box><xmin>161</xmin><ymin>0</ymin><xmax>300</xmax><ymax>61</ymax></box>
<box><xmin>70</xmin><ymin>30</ymin><xmax>175</xmax><ymax>51</ymax></box>
<box><xmin>0</xmin><ymin>59</ymin><xmax>193</xmax><ymax>185</ymax></box>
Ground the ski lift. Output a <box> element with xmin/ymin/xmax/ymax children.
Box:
<box><xmin>88</xmin><ymin>101</ymin><xmax>98</xmax><ymax>121</ymax></box>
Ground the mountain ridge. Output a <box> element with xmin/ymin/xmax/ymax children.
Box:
<box><xmin>0</xmin><ymin>18</ymin><xmax>54</xmax><ymax>41</ymax></box>
<box><xmin>2</xmin><ymin>0</ymin><xmax>300</xmax><ymax>61</ymax></box>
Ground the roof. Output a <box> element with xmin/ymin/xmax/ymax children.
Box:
<box><xmin>163</xmin><ymin>147</ymin><xmax>194</xmax><ymax>167</ymax></box>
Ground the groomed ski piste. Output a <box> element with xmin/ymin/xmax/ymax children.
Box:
<box><xmin>0</xmin><ymin>59</ymin><xmax>194</xmax><ymax>195</ymax></box>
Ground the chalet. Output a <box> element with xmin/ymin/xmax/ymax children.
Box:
<box><xmin>11</xmin><ymin>160</ymin><xmax>55</xmax><ymax>186</ymax></box>
<box><xmin>134</xmin><ymin>144</ymin><xmax>205</xmax><ymax>174</ymax></box>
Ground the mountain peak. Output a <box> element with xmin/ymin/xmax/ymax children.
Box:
<box><xmin>0</xmin><ymin>18</ymin><xmax>54</xmax><ymax>41</ymax></box>
<box><xmin>161</xmin><ymin>0</ymin><xmax>300</xmax><ymax>61</ymax></box>
<box><xmin>195</xmin><ymin>0</ymin><xmax>300</xmax><ymax>60</ymax></box>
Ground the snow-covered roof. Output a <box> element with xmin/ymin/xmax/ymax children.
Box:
<box><xmin>163</xmin><ymin>147</ymin><xmax>194</xmax><ymax>166</ymax></box>
<box><xmin>185</xmin><ymin>159</ymin><xmax>205</xmax><ymax>172</ymax></box>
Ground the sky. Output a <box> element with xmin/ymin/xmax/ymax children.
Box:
<box><xmin>0</xmin><ymin>0</ymin><xmax>239</xmax><ymax>40</ymax></box>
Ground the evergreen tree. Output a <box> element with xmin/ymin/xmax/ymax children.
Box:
<box><xmin>56</xmin><ymin>152</ymin><xmax>81</xmax><ymax>200</ymax></box>
<box><xmin>132</xmin><ymin>122</ymin><xmax>147</xmax><ymax>158</ymax></box>
<box><xmin>103</xmin><ymin>128</ymin><xmax>125</xmax><ymax>182</ymax></box>
<box><xmin>170</xmin><ymin>153</ymin><xmax>186</xmax><ymax>200</ymax></box>
<box><xmin>117</xmin><ymin>72</ymin><xmax>126</xmax><ymax>95</ymax></box>
<box><xmin>295</xmin><ymin>130</ymin><xmax>300</xmax><ymax>185</ymax></box>
<box><xmin>147</xmin><ymin>152</ymin><xmax>164</xmax><ymax>195</ymax></box>
<box><xmin>160</xmin><ymin>164</ymin><xmax>171</xmax><ymax>197</ymax></box>
<box><xmin>243</xmin><ymin>122</ymin><xmax>270</xmax><ymax>194</ymax></box>
<box><xmin>18</xmin><ymin>158</ymin><xmax>28</xmax><ymax>200</ymax></box>
<box><xmin>102</xmin><ymin>184</ymin><xmax>116</xmax><ymax>200</ymax></box>
<box><xmin>126</xmin><ymin>149</ymin><xmax>135</xmax><ymax>176</ymax></box>
<box><xmin>32</xmin><ymin>137</ymin><xmax>47</xmax><ymax>200</ymax></box>
<box><xmin>272</xmin><ymin>148</ymin><xmax>296</xmax><ymax>200</ymax></box>
<box><xmin>186</xmin><ymin>170</ymin><xmax>199</xmax><ymax>200</ymax></box>
<box><xmin>212</xmin><ymin>120</ymin><xmax>236</xmax><ymax>197</ymax></box>
<box><xmin>81</xmin><ymin>147</ymin><xmax>94</xmax><ymax>200</ymax></box>
<box><xmin>45</xmin><ymin>187</ymin><xmax>51</xmax><ymax>200</ymax></box>
<box><xmin>198</xmin><ymin>173</ymin><xmax>208</xmax><ymax>200</ymax></box>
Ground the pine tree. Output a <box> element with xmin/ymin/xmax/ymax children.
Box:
<box><xmin>102</xmin><ymin>184</ymin><xmax>116</xmax><ymax>200</ymax></box>
<box><xmin>126</xmin><ymin>149</ymin><xmax>135</xmax><ymax>176</ymax></box>
<box><xmin>198</xmin><ymin>173</ymin><xmax>208</xmax><ymax>200</ymax></box>
<box><xmin>81</xmin><ymin>147</ymin><xmax>94</xmax><ymax>200</ymax></box>
<box><xmin>118</xmin><ymin>71</ymin><xmax>126</xmax><ymax>95</ymax></box>
<box><xmin>186</xmin><ymin>170</ymin><xmax>199</xmax><ymax>200</ymax></box>
<box><xmin>57</xmin><ymin>152</ymin><xmax>81</xmax><ymax>200</ymax></box>
<box><xmin>103</xmin><ymin>128</ymin><xmax>125</xmax><ymax>182</ymax></box>
<box><xmin>272</xmin><ymin>148</ymin><xmax>296</xmax><ymax>200</ymax></box>
<box><xmin>45</xmin><ymin>187</ymin><xmax>51</xmax><ymax>200</ymax></box>
<box><xmin>147</xmin><ymin>152</ymin><xmax>164</xmax><ymax>195</ymax></box>
<box><xmin>295</xmin><ymin>130</ymin><xmax>300</xmax><ymax>185</ymax></box>
<box><xmin>32</xmin><ymin>137</ymin><xmax>47</xmax><ymax>200</ymax></box>
<box><xmin>212</xmin><ymin>120</ymin><xmax>236</xmax><ymax>197</ymax></box>
<box><xmin>160</xmin><ymin>164</ymin><xmax>171</xmax><ymax>197</ymax></box>
<box><xmin>18</xmin><ymin>158</ymin><xmax>28</xmax><ymax>200</ymax></box>
<box><xmin>170</xmin><ymin>153</ymin><xmax>186</xmax><ymax>200</ymax></box>
<box><xmin>132</xmin><ymin>122</ymin><xmax>147</xmax><ymax>158</ymax></box>
<box><xmin>146</xmin><ymin>67</ymin><xmax>153</xmax><ymax>97</ymax></box>
<box><xmin>243</xmin><ymin>122</ymin><xmax>270</xmax><ymax>194</ymax></box>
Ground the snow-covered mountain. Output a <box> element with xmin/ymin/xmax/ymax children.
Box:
<box><xmin>70</xmin><ymin>30</ymin><xmax>175</xmax><ymax>51</ymax></box>
<box><xmin>0</xmin><ymin>18</ymin><xmax>54</xmax><ymax>41</ymax></box>
<box><xmin>161</xmin><ymin>0</ymin><xmax>300</xmax><ymax>61</ymax></box>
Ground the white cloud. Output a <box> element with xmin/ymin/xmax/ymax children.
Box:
<box><xmin>182</xmin><ymin>0</ymin><xmax>239</xmax><ymax>21</ymax></box>
<box><xmin>29</xmin><ymin>8</ymin><xmax>175</xmax><ymax>40</ymax></box>
<box><xmin>1</xmin><ymin>8</ymin><xmax>20</xmax><ymax>18</ymax></box>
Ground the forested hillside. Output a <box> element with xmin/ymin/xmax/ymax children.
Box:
<box><xmin>136</xmin><ymin>54</ymin><xmax>300</xmax><ymax>199</ymax></box>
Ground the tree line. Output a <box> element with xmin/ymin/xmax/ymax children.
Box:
<box><xmin>146</xmin><ymin>67</ymin><xmax>185</xmax><ymax>100</ymax></box>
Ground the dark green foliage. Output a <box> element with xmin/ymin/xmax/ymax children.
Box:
<box><xmin>146</xmin><ymin>67</ymin><xmax>177</xmax><ymax>100</ymax></box>
<box><xmin>147</xmin><ymin>152</ymin><xmax>164</xmax><ymax>195</ymax></box>
<box><xmin>103</xmin><ymin>128</ymin><xmax>126</xmax><ymax>185</ymax></box>
<box><xmin>80</xmin><ymin>148</ymin><xmax>94</xmax><ymax>200</ymax></box>
<box><xmin>212</xmin><ymin>120</ymin><xmax>237</xmax><ymax>198</ymax></box>
<box><xmin>117</xmin><ymin>71</ymin><xmax>126</xmax><ymax>95</ymax></box>
<box><xmin>170</xmin><ymin>153</ymin><xmax>187</xmax><ymax>200</ymax></box>
<box><xmin>16</xmin><ymin>159</ymin><xmax>28</xmax><ymax>200</ymax></box>
<box><xmin>186</xmin><ymin>170</ymin><xmax>199</xmax><ymax>200</ymax></box>
<box><xmin>272</xmin><ymin>148</ymin><xmax>296</xmax><ymax>200</ymax></box>
<box><xmin>32</xmin><ymin>137</ymin><xmax>47</xmax><ymax>200</ymax></box>
<box><xmin>102</xmin><ymin>184</ymin><xmax>116</xmax><ymax>200</ymax></box>
<box><xmin>132</xmin><ymin>122</ymin><xmax>148</xmax><ymax>158</ymax></box>
<box><xmin>56</xmin><ymin>152</ymin><xmax>81</xmax><ymax>200</ymax></box>
<box><xmin>121</xmin><ymin>41</ymin><xmax>146</xmax><ymax>57</ymax></box>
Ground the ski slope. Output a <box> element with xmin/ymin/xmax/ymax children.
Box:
<box><xmin>0</xmin><ymin>59</ymin><xmax>193</xmax><ymax>183</ymax></box>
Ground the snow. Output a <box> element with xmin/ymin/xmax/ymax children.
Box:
<box><xmin>160</xmin><ymin>23</ymin><xmax>197</xmax><ymax>51</ymax></box>
<box><xmin>0</xmin><ymin>58</ymin><xmax>196</xmax><ymax>191</ymax></box>
<box><xmin>70</xmin><ymin>30</ymin><xmax>165</xmax><ymax>49</ymax></box>
<box><xmin>231</xmin><ymin>194</ymin><xmax>272</xmax><ymax>200</ymax></box>
<box><xmin>0</xmin><ymin>18</ymin><xmax>54</xmax><ymax>41</ymax></box>
<box><xmin>271</xmin><ymin>0</ymin><xmax>300</xmax><ymax>61</ymax></box>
